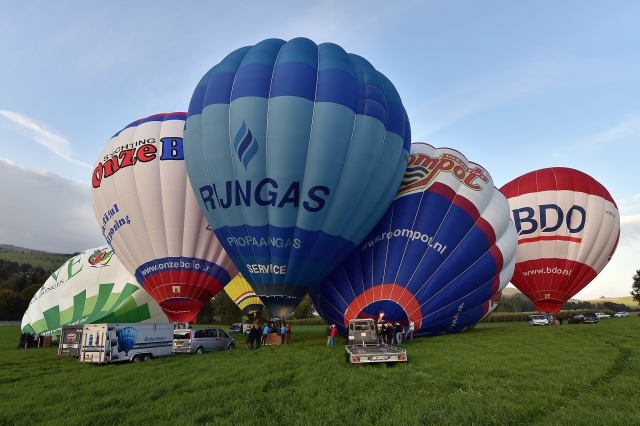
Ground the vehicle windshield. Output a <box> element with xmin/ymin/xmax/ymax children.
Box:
<box><xmin>531</xmin><ymin>315</ymin><xmax>546</xmax><ymax>320</ymax></box>
<box><xmin>174</xmin><ymin>331</ymin><xmax>190</xmax><ymax>339</ymax></box>
<box><xmin>584</xmin><ymin>313</ymin><xmax>596</xmax><ymax>317</ymax></box>
<box><xmin>355</xmin><ymin>322</ymin><xmax>373</xmax><ymax>331</ymax></box>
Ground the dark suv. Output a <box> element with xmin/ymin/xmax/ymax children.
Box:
<box><xmin>569</xmin><ymin>313</ymin><xmax>599</xmax><ymax>324</ymax></box>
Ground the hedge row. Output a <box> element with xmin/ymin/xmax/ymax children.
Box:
<box><xmin>285</xmin><ymin>317</ymin><xmax>327</xmax><ymax>326</ymax></box>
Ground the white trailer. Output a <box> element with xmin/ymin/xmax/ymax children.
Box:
<box><xmin>80</xmin><ymin>323</ymin><xmax>174</xmax><ymax>364</ymax></box>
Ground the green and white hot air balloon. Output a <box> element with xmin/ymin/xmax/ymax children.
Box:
<box><xmin>21</xmin><ymin>246</ymin><xmax>167</xmax><ymax>336</ymax></box>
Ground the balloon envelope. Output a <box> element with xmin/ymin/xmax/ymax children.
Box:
<box><xmin>310</xmin><ymin>143</ymin><xmax>517</xmax><ymax>336</ymax></box>
<box><xmin>21</xmin><ymin>246</ymin><xmax>168</xmax><ymax>336</ymax></box>
<box><xmin>184</xmin><ymin>38</ymin><xmax>411</xmax><ymax>316</ymax></box>
<box><xmin>224</xmin><ymin>274</ymin><xmax>264</xmax><ymax>316</ymax></box>
<box><xmin>91</xmin><ymin>113</ymin><xmax>238</xmax><ymax>323</ymax></box>
<box><xmin>500</xmin><ymin>167</ymin><xmax>620</xmax><ymax>313</ymax></box>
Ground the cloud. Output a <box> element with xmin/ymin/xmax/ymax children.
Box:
<box><xmin>414</xmin><ymin>54</ymin><xmax>577</xmax><ymax>137</ymax></box>
<box><xmin>0</xmin><ymin>110</ymin><xmax>91</xmax><ymax>168</ymax></box>
<box><xmin>576</xmin><ymin>112</ymin><xmax>640</xmax><ymax>149</ymax></box>
<box><xmin>0</xmin><ymin>158</ymin><xmax>104</xmax><ymax>253</ymax></box>
<box><xmin>620</xmin><ymin>213</ymin><xmax>640</xmax><ymax>251</ymax></box>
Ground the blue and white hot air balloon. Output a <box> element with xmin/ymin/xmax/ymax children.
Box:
<box><xmin>309</xmin><ymin>143</ymin><xmax>518</xmax><ymax>336</ymax></box>
<box><xmin>184</xmin><ymin>38</ymin><xmax>411</xmax><ymax>316</ymax></box>
<box><xmin>117</xmin><ymin>326</ymin><xmax>138</xmax><ymax>355</ymax></box>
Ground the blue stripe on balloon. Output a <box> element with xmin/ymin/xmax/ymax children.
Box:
<box><xmin>270</xmin><ymin>61</ymin><xmax>317</xmax><ymax>101</ymax></box>
<box><xmin>231</xmin><ymin>62</ymin><xmax>274</xmax><ymax>101</ymax></box>
<box><xmin>386</xmin><ymin>101</ymin><xmax>406</xmax><ymax>137</ymax></box>
<box><xmin>315</xmin><ymin>69</ymin><xmax>357</xmax><ymax>111</ymax></box>
<box><xmin>188</xmin><ymin>84</ymin><xmax>208</xmax><ymax>117</ymax></box>
<box><xmin>163</xmin><ymin>112</ymin><xmax>187</xmax><ymax>122</ymax></box>
<box><xmin>363</xmin><ymin>100</ymin><xmax>387</xmax><ymax>126</ymax></box>
<box><xmin>203</xmin><ymin>72</ymin><xmax>236</xmax><ymax>106</ymax></box>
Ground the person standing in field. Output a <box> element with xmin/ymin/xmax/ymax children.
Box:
<box><xmin>395</xmin><ymin>323</ymin><xmax>404</xmax><ymax>345</ymax></box>
<box><xmin>248</xmin><ymin>325</ymin><xmax>258</xmax><ymax>350</ymax></box>
<box><xmin>256</xmin><ymin>324</ymin><xmax>263</xmax><ymax>349</ymax></box>
<box><xmin>385</xmin><ymin>323</ymin><xmax>394</xmax><ymax>345</ymax></box>
<box><xmin>376</xmin><ymin>324</ymin><xmax>383</xmax><ymax>344</ymax></box>
<box><xmin>330</xmin><ymin>324</ymin><xmax>338</xmax><ymax>347</ymax></box>
<box><xmin>405</xmin><ymin>321</ymin><xmax>415</xmax><ymax>341</ymax></box>
<box><xmin>261</xmin><ymin>323</ymin><xmax>270</xmax><ymax>346</ymax></box>
<box><xmin>280</xmin><ymin>323</ymin><xmax>286</xmax><ymax>344</ymax></box>
<box><xmin>326</xmin><ymin>324</ymin><xmax>332</xmax><ymax>346</ymax></box>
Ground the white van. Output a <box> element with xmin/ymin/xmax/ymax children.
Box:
<box><xmin>173</xmin><ymin>328</ymin><xmax>235</xmax><ymax>354</ymax></box>
<box><xmin>80</xmin><ymin>323</ymin><xmax>174</xmax><ymax>364</ymax></box>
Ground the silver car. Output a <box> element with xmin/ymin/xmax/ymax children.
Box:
<box><xmin>173</xmin><ymin>328</ymin><xmax>235</xmax><ymax>354</ymax></box>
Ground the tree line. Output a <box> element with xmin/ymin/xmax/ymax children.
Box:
<box><xmin>0</xmin><ymin>260</ymin><xmax>51</xmax><ymax>320</ymax></box>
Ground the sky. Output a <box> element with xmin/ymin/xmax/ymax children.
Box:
<box><xmin>0</xmin><ymin>1</ymin><xmax>638</xmax><ymax>299</ymax></box>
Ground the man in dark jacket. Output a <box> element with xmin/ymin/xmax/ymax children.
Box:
<box><xmin>394</xmin><ymin>323</ymin><xmax>404</xmax><ymax>345</ymax></box>
<box><xmin>385</xmin><ymin>323</ymin><xmax>394</xmax><ymax>345</ymax></box>
<box><xmin>248</xmin><ymin>326</ymin><xmax>259</xmax><ymax>349</ymax></box>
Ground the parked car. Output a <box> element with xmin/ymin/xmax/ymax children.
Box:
<box><xmin>229</xmin><ymin>323</ymin><xmax>243</xmax><ymax>334</ymax></box>
<box><xmin>529</xmin><ymin>314</ymin><xmax>550</xmax><ymax>326</ymax></box>
<box><xmin>568</xmin><ymin>314</ymin><xmax>585</xmax><ymax>324</ymax></box>
<box><xmin>614</xmin><ymin>311</ymin><xmax>629</xmax><ymax>317</ymax></box>
<box><xmin>173</xmin><ymin>328</ymin><xmax>235</xmax><ymax>354</ymax></box>
<box><xmin>595</xmin><ymin>312</ymin><xmax>610</xmax><ymax>319</ymax></box>
<box><xmin>582</xmin><ymin>312</ymin><xmax>599</xmax><ymax>323</ymax></box>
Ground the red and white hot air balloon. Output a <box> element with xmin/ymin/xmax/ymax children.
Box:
<box><xmin>91</xmin><ymin>113</ymin><xmax>238</xmax><ymax>323</ymax></box>
<box><xmin>500</xmin><ymin>167</ymin><xmax>620</xmax><ymax>313</ymax></box>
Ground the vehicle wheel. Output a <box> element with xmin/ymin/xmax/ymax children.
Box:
<box><xmin>228</xmin><ymin>343</ymin><xmax>235</xmax><ymax>350</ymax></box>
<box><xmin>142</xmin><ymin>354</ymin><xmax>152</xmax><ymax>362</ymax></box>
<box><xmin>132</xmin><ymin>355</ymin><xmax>141</xmax><ymax>363</ymax></box>
<box><xmin>196</xmin><ymin>346</ymin><xmax>204</xmax><ymax>354</ymax></box>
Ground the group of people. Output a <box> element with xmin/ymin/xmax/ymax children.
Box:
<box><xmin>244</xmin><ymin>321</ymin><xmax>291</xmax><ymax>349</ymax></box>
<box><xmin>326</xmin><ymin>320</ymin><xmax>416</xmax><ymax>347</ymax></box>
<box><xmin>17</xmin><ymin>332</ymin><xmax>49</xmax><ymax>349</ymax></box>
<box><xmin>377</xmin><ymin>321</ymin><xmax>415</xmax><ymax>345</ymax></box>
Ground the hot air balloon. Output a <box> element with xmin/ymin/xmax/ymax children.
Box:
<box><xmin>499</xmin><ymin>167</ymin><xmax>620</xmax><ymax>313</ymax></box>
<box><xmin>21</xmin><ymin>246</ymin><xmax>168</xmax><ymax>336</ymax></box>
<box><xmin>224</xmin><ymin>274</ymin><xmax>264</xmax><ymax>318</ymax></box>
<box><xmin>184</xmin><ymin>38</ymin><xmax>411</xmax><ymax>317</ymax></box>
<box><xmin>91</xmin><ymin>113</ymin><xmax>238</xmax><ymax>323</ymax></box>
<box><xmin>309</xmin><ymin>143</ymin><xmax>517</xmax><ymax>336</ymax></box>
<box><xmin>117</xmin><ymin>326</ymin><xmax>138</xmax><ymax>355</ymax></box>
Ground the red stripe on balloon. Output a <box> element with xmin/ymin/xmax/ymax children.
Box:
<box><xmin>510</xmin><ymin>258</ymin><xmax>597</xmax><ymax>314</ymax></box>
<box><xmin>518</xmin><ymin>235</ymin><xmax>582</xmax><ymax>244</ymax></box>
<box><xmin>142</xmin><ymin>271</ymin><xmax>223</xmax><ymax>323</ymax></box>
<box><xmin>475</xmin><ymin>217</ymin><xmax>496</xmax><ymax>247</ymax></box>
<box><xmin>342</xmin><ymin>284</ymin><xmax>423</xmax><ymax>329</ymax></box>
<box><xmin>499</xmin><ymin>167</ymin><xmax>616</xmax><ymax>206</ymax></box>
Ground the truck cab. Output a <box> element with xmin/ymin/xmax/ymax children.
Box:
<box><xmin>347</xmin><ymin>319</ymin><xmax>378</xmax><ymax>344</ymax></box>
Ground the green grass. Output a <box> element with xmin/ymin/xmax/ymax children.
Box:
<box><xmin>0</xmin><ymin>252</ymin><xmax>69</xmax><ymax>271</ymax></box>
<box><xmin>1</xmin><ymin>320</ymin><xmax>640</xmax><ymax>425</ymax></box>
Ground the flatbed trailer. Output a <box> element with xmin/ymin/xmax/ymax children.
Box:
<box><xmin>346</xmin><ymin>343</ymin><xmax>407</xmax><ymax>364</ymax></box>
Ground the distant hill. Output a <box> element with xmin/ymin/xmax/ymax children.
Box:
<box><xmin>584</xmin><ymin>296</ymin><xmax>639</xmax><ymax>307</ymax></box>
<box><xmin>0</xmin><ymin>244</ymin><xmax>75</xmax><ymax>256</ymax></box>
<box><xmin>0</xmin><ymin>245</ymin><xmax>76</xmax><ymax>271</ymax></box>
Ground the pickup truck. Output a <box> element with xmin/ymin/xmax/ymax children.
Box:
<box><xmin>345</xmin><ymin>319</ymin><xmax>407</xmax><ymax>364</ymax></box>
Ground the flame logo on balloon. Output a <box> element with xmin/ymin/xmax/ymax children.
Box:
<box><xmin>234</xmin><ymin>121</ymin><xmax>259</xmax><ymax>170</ymax></box>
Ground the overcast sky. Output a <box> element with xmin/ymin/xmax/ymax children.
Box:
<box><xmin>0</xmin><ymin>1</ymin><xmax>638</xmax><ymax>298</ymax></box>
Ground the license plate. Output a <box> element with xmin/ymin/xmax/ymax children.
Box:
<box><xmin>175</xmin><ymin>342</ymin><xmax>183</xmax><ymax>346</ymax></box>
<box><xmin>371</xmin><ymin>356</ymin><xmax>390</xmax><ymax>360</ymax></box>
<box><xmin>84</xmin><ymin>355</ymin><xmax>91</xmax><ymax>361</ymax></box>
<box><xmin>62</xmin><ymin>349</ymin><xmax>69</xmax><ymax>353</ymax></box>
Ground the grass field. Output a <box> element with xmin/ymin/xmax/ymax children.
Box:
<box><xmin>0</xmin><ymin>252</ymin><xmax>70</xmax><ymax>271</ymax></box>
<box><xmin>1</xmin><ymin>319</ymin><xmax>639</xmax><ymax>425</ymax></box>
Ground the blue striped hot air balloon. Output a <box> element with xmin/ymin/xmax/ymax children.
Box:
<box><xmin>309</xmin><ymin>143</ymin><xmax>518</xmax><ymax>336</ymax></box>
<box><xmin>184</xmin><ymin>38</ymin><xmax>411</xmax><ymax>316</ymax></box>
